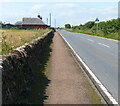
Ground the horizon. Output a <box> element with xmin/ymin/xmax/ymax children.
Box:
<box><xmin>0</xmin><ymin>1</ymin><xmax>119</xmax><ymax>27</ymax></box>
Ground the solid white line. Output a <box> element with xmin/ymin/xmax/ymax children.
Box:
<box><xmin>0</xmin><ymin>65</ymin><xmax>2</xmax><ymax>68</ymax></box>
<box><xmin>98</xmin><ymin>43</ymin><xmax>110</xmax><ymax>48</ymax></box>
<box><xmin>59</xmin><ymin>32</ymin><xmax>118</xmax><ymax>105</ymax></box>
<box><xmin>87</xmin><ymin>39</ymin><xmax>94</xmax><ymax>42</ymax></box>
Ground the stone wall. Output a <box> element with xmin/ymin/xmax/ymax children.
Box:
<box><xmin>1</xmin><ymin>30</ymin><xmax>54</xmax><ymax>104</ymax></box>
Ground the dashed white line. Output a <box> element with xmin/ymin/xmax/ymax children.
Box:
<box><xmin>98</xmin><ymin>43</ymin><xmax>110</xmax><ymax>48</ymax></box>
<box><xmin>59</xmin><ymin>32</ymin><xmax>118</xmax><ymax>105</ymax></box>
<box><xmin>87</xmin><ymin>39</ymin><xmax>94</xmax><ymax>42</ymax></box>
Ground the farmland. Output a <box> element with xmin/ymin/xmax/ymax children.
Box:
<box><xmin>0</xmin><ymin>29</ymin><xmax>50</xmax><ymax>55</ymax></box>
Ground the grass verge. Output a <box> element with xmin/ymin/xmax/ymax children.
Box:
<box><xmin>82</xmin><ymin>76</ymin><xmax>104</xmax><ymax>104</ymax></box>
<box><xmin>65</xmin><ymin>29</ymin><xmax>119</xmax><ymax>41</ymax></box>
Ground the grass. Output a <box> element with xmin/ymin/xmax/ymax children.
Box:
<box><xmin>65</xmin><ymin>29</ymin><xmax>119</xmax><ymax>40</ymax></box>
<box><xmin>0</xmin><ymin>29</ymin><xmax>50</xmax><ymax>55</ymax></box>
<box><xmin>83</xmin><ymin>79</ymin><xmax>104</xmax><ymax>104</ymax></box>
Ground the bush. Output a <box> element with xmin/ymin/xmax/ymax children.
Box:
<box><xmin>65</xmin><ymin>24</ymin><xmax>71</xmax><ymax>29</ymax></box>
<box><xmin>48</xmin><ymin>27</ymin><xmax>56</xmax><ymax>32</ymax></box>
<box><xmin>65</xmin><ymin>18</ymin><xmax>119</xmax><ymax>40</ymax></box>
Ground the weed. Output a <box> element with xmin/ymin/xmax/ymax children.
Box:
<box><xmin>2</xmin><ymin>33</ymin><xmax>13</xmax><ymax>54</ymax></box>
<box><xmin>1</xmin><ymin>29</ymin><xmax>50</xmax><ymax>55</ymax></box>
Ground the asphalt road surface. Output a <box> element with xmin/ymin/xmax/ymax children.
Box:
<box><xmin>58</xmin><ymin>29</ymin><xmax>118</xmax><ymax>102</ymax></box>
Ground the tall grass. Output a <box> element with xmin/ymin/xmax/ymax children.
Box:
<box><xmin>65</xmin><ymin>29</ymin><xmax>119</xmax><ymax>40</ymax></box>
<box><xmin>1</xmin><ymin>29</ymin><xmax>50</xmax><ymax>55</ymax></box>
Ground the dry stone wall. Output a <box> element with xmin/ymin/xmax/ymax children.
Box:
<box><xmin>1</xmin><ymin>30</ymin><xmax>54</xmax><ymax>104</ymax></box>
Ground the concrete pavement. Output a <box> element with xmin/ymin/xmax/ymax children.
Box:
<box><xmin>44</xmin><ymin>32</ymin><xmax>103</xmax><ymax>104</ymax></box>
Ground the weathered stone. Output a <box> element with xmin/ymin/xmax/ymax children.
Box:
<box><xmin>1</xmin><ymin>30</ymin><xmax>54</xmax><ymax>104</ymax></box>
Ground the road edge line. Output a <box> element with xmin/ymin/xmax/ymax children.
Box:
<box><xmin>58</xmin><ymin>31</ymin><xmax>118</xmax><ymax>105</ymax></box>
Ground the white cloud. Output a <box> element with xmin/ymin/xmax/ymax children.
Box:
<box><xmin>0</xmin><ymin>2</ymin><xmax>118</xmax><ymax>27</ymax></box>
<box><xmin>31</xmin><ymin>4</ymin><xmax>46</xmax><ymax>11</ymax></box>
<box><xmin>30</xmin><ymin>3</ymin><xmax>78</xmax><ymax>12</ymax></box>
<box><xmin>27</xmin><ymin>4</ymin><xmax>118</xmax><ymax>26</ymax></box>
<box><xmin>0</xmin><ymin>0</ymin><xmax>119</xmax><ymax>2</ymax></box>
<box><xmin>52</xmin><ymin>5</ymin><xmax>118</xmax><ymax>26</ymax></box>
<box><xmin>53</xmin><ymin>3</ymin><xmax>78</xmax><ymax>8</ymax></box>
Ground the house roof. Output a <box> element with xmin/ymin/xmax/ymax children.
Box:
<box><xmin>15</xmin><ymin>21</ymin><xmax>22</xmax><ymax>25</ymax></box>
<box><xmin>15</xmin><ymin>18</ymin><xmax>46</xmax><ymax>25</ymax></box>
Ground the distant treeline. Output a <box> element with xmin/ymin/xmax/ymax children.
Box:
<box><xmin>0</xmin><ymin>22</ymin><xmax>52</xmax><ymax>30</ymax></box>
<box><xmin>65</xmin><ymin>18</ymin><xmax>120</xmax><ymax>40</ymax></box>
<box><xmin>0</xmin><ymin>23</ymin><xmax>32</xmax><ymax>29</ymax></box>
<box><xmin>0</xmin><ymin>23</ymin><xmax>16</xmax><ymax>29</ymax></box>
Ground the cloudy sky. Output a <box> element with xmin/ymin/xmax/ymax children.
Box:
<box><xmin>0</xmin><ymin>0</ymin><xmax>119</xmax><ymax>27</ymax></box>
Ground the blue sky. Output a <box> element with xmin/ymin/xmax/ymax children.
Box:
<box><xmin>0</xmin><ymin>0</ymin><xmax>119</xmax><ymax>27</ymax></box>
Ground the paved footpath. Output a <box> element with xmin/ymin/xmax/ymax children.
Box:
<box><xmin>44</xmin><ymin>32</ymin><xmax>103</xmax><ymax>104</ymax></box>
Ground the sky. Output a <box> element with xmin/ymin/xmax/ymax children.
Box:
<box><xmin>0</xmin><ymin>0</ymin><xmax>119</xmax><ymax>27</ymax></box>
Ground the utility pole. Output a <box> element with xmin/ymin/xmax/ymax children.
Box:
<box><xmin>50</xmin><ymin>13</ymin><xmax>51</xmax><ymax>27</ymax></box>
<box><xmin>47</xmin><ymin>18</ymin><xmax>48</xmax><ymax>25</ymax></box>
<box><xmin>54</xmin><ymin>19</ymin><xmax>56</xmax><ymax>28</ymax></box>
<box><xmin>97</xmin><ymin>22</ymin><xmax>98</xmax><ymax>32</ymax></box>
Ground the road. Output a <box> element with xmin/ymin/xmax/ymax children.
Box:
<box><xmin>58</xmin><ymin>29</ymin><xmax>118</xmax><ymax>102</ymax></box>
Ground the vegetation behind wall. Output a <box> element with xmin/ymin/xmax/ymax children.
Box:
<box><xmin>1</xmin><ymin>30</ymin><xmax>54</xmax><ymax>104</ymax></box>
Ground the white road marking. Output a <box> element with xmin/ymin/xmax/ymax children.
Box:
<box><xmin>0</xmin><ymin>65</ymin><xmax>2</xmax><ymax>68</ymax></box>
<box><xmin>87</xmin><ymin>39</ymin><xmax>94</xmax><ymax>42</ymax></box>
<box><xmin>59</xmin><ymin>32</ymin><xmax>118</xmax><ymax>105</ymax></box>
<box><xmin>98</xmin><ymin>43</ymin><xmax>110</xmax><ymax>48</ymax></box>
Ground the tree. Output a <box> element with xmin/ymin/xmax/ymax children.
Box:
<box><xmin>84</xmin><ymin>21</ymin><xmax>95</xmax><ymax>29</ymax></box>
<box><xmin>72</xmin><ymin>26</ymin><xmax>80</xmax><ymax>30</ymax></box>
<box><xmin>65</xmin><ymin>24</ymin><xmax>71</xmax><ymax>29</ymax></box>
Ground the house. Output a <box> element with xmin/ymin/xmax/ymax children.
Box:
<box><xmin>15</xmin><ymin>16</ymin><xmax>48</xmax><ymax>29</ymax></box>
<box><xmin>2</xmin><ymin>23</ymin><xmax>16</xmax><ymax>29</ymax></box>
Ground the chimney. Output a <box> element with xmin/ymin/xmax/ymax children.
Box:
<box><xmin>38</xmin><ymin>15</ymin><xmax>42</xmax><ymax>20</ymax></box>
